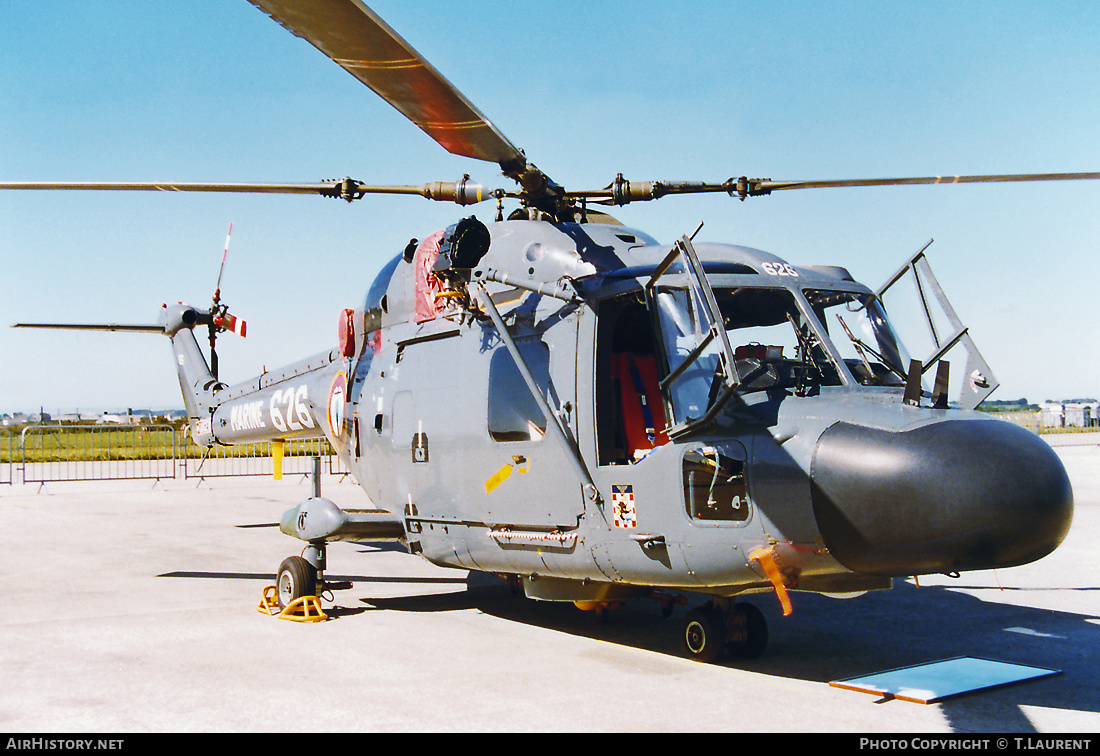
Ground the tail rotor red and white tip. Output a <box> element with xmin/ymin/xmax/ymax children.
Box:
<box><xmin>210</xmin><ymin>222</ymin><xmax>247</xmax><ymax>338</ymax></box>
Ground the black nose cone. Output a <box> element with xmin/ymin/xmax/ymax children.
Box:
<box><xmin>811</xmin><ymin>419</ymin><xmax>1073</xmax><ymax>577</ymax></box>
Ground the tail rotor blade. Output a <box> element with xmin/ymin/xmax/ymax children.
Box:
<box><xmin>214</xmin><ymin>222</ymin><xmax>233</xmax><ymax>304</ymax></box>
<box><xmin>212</xmin><ymin>312</ymin><xmax>247</xmax><ymax>338</ymax></box>
<box><xmin>209</xmin><ymin>223</ymin><xmax>247</xmax><ymax>340</ymax></box>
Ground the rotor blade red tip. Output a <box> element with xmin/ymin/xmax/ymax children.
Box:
<box><xmin>213</xmin><ymin>312</ymin><xmax>247</xmax><ymax>337</ymax></box>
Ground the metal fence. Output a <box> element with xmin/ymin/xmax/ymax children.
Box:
<box><xmin>20</xmin><ymin>424</ymin><xmax>179</xmax><ymax>484</ymax></box>
<box><xmin>994</xmin><ymin>412</ymin><xmax>1100</xmax><ymax>446</ymax></box>
<box><xmin>4</xmin><ymin>424</ymin><xmax>349</xmax><ymax>485</ymax></box>
<box><xmin>996</xmin><ymin>412</ymin><xmax>1042</xmax><ymax>433</ymax></box>
<box><xmin>185</xmin><ymin>437</ymin><xmax>350</xmax><ymax>480</ymax></box>
<box><xmin>1</xmin><ymin>429</ymin><xmax>11</xmax><ymax>485</ymax></box>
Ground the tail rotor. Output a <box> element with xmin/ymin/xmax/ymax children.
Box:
<box><xmin>207</xmin><ymin>222</ymin><xmax>247</xmax><ymax>380</ymax></box>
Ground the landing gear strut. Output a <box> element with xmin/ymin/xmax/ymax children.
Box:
<box><xmin>680</xmin><ymin>599</ymin><xmax>768</xmax><ymax>663</ymax></box>
<box><xmin>275</xmin><ymin>459</ymin><xmax>329</xmax><ymax>611</ymax></box>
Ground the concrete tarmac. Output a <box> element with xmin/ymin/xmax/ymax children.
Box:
<box><xmin>1</xmin><ymin>445</ymin><xmax>1098</xmax><ymax>733</ymax></box>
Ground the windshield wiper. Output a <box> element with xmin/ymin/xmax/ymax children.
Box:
<box><xmin>834</xmin><ymin>314</ymin><xmax>906</xmax><ymax>383</ymax></box>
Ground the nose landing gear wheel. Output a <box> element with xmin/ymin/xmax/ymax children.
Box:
<box><xmin>681</xmin><ymin>605</ymin><xmax>727</xmax><ymax>663</ymax></box>
<box><xmin>277</xmin><ymin>556</ymin><xmax>317</xmax><ymax>610</ymax></box>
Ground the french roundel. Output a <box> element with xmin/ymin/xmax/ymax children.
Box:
<box><xmin>328</xmin><ymin>371</ymin><xmax>347</xmax><ymax>438</ymax></box>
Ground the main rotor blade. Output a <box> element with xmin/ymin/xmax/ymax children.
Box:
<box><xmin>756</xmin><ymin>171</ymin><xmax>1100</xmax><ymax>194</ymax></box>
<box><xmin>577</xmin><ymin>170</ymin><xmax>1100</xmax><ymax>204</ymax></box>
<box><xmin>246</xmin><ymin>0</ymin><xmax>526</xmax><ymax>173</ymax></box>
<box><xmin>0</xmin><ymin>178</ymin><xmax>497</xmax><ymax>205</ymax></box>
<box><xmin>0</xmin><ymin>181</ymin><xmax>341</xmax><ymax>195</ymax></box>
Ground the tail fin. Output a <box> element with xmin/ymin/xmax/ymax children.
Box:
<box><xmin>159</xmin><ymin>304</ymin><xmax>221</xmax><ymax>445</ymax></box>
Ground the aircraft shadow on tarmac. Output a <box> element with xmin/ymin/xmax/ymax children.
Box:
<box><xmin>158</xmin><ymin>538</ymin><xmax>1097</xmax><ymax>731</ymax></box>
<box><xmin>353</xmin><ymin>570</ymin><xmax>1098</xmax><ymax>733</ymax></box>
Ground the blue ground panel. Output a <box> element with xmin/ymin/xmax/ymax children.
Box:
<box><xmin>830</xmin><ymin>656</ymin><xmax>1060</xmax><ymax>704</ymax></box>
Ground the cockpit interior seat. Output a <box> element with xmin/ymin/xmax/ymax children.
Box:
<box><xmin>612</xmin><ymin>352</ymin><xmax>668</xmax><ymax>460</ymax></box>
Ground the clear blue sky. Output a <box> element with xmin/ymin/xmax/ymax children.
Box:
<box><xmin>2</xmin><ymin>0</ymin><xmax>1098</xmax><ymax>413</ymax></box>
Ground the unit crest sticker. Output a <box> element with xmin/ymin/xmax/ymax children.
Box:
<box><xmin>612</xmin><ymin>484</ymin><xmax>637</xmax><ymax>529</ymax></box>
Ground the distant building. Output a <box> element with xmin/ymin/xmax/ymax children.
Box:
<box><xmin>1040</xmin><ymin>401</ymin><xmax>1099</xmax><ymax>428</ymax></box>
<box><xmin>1</xmin><ymin>409</ymin><xmax>183</xmax><ymax>426</ymax></box>
<box><xmin>57</xmin><ymin>414</ymin><xmax>103</xmax><ymax>423</ymax></box>
<box><xmin>96</xmin><ymin>411</ymin><xmax>154</xmax><ymax>425</ymax></box>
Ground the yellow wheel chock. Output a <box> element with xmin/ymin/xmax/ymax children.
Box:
<box><xmin>257</xmin><ymin>585</ymin><xmax>280</xmax><ymax>615</ymax></box>
<box><xmin>257</xmin><ymin>585</ymin><xmax>328</xmax><ymax>622</ymax></box>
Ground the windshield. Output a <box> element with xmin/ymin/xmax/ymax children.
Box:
<box><xmin>654</xmin><ymin>286</ymin><xmax>839</xmax><ymax>424</ymax></box>
<box><xmin>643</xmin><ymin>237</ymin><xmax>913</xmax><ymax>436</ymax></box>
<box><xmin>652</xmin><ymin>283</ymin><xmax>915</xmax><ymax>429</ymax></box>
<box><xmin>653</xmin><ymin>286</ymin><xmax>729</xmax><ymax>423</ymax></box>
<box><xmin>804</xmin><ymin>289</ymin><xmax>911</xmax><ymax>387</ymax></box>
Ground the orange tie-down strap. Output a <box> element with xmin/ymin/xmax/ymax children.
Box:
<box><xmin>749</xmin><ymin>546</ymin><xmax>793</xmax><ymax>617</ymax></box>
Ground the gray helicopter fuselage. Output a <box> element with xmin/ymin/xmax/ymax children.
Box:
<box><xmin>4</xmin><ymin>0</ymin><xmax>1086</xmax><ymax>662</ymax></box>
<box><xmin>254</xmin><ymin>218</ymin><xmax>1070</xmax><ymax>603</ymax></box>
<box><xmin>164</xmin><ymin>218</ymin><xmax>1071</xmax><ymax>604</ymax></box>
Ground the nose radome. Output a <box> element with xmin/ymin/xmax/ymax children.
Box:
<box><xmin>810</xmin><ymin>418</ymin><xmax>1073</xmax><ymax>577</ymax></box>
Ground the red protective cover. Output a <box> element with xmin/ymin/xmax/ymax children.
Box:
<box><xmin>612</xmin><ymin>353</ymin><xmax>668</xmax><ymax>458</ymax></box>
<box><xmin>413</xmin><ymin>230</ymin><xmax>447</xmax><ymax>323</ymax></box>
<box><xmin>338</xmin><ymin>308</ymin><xmax>356</xmax><ymax>358</ymax></box>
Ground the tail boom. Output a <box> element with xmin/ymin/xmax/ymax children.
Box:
<box><xmin>162</xmin><ymin>303</ymin><xmax>344</xmax><ymax>449</ymax></box>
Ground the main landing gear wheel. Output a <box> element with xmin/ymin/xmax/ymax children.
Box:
<box><xmin>681</xmin><ymin>601</ymin><xmax>769</xmax><ymax>663</ymax></box>
<box><xmin>726</xmin><ymin>602</ymin><xmax>768</xmax><ymax>659</ymax></box>
<box><xmin>681</xmin><ymin>605</ymin><xmax>727</xmax><ymax>664</ymax></box>
<box><xmin>277</xmin><ymin>556</ymin><xmax>316</xmax><ymax>610</ymax></box>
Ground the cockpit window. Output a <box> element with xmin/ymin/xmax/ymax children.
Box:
<box><xmin>654</xmin><ymin>286</ymin><xmax>838</xmax><ymax>424</ymax></box>
<box><xmin>651</xmin><ymin>285</ymin><xmax>730</xmax><ymax>424</ymax></box>
<box><xmin>633</xmin><ymin>236</ymin><xmax>915</xmax><ymax>438</ymax></box>
<box><xmin>488</xmin><ymin>340</ymin><xmax>550</xmax><ymax>442</ymax></box>
<box><xmin>718</xmin><ymin>288</ymin><xmax>841</xmax><ymax>392</ymax></box>
<box><xmin>683</xmin><ymin>447</ymin><xmax>750</xmax><ymax>521</ymax></box>
<box><xmin>803</xmin><ymin>290</ymin><xmax>911</xmax><ymax>386</ymax></box>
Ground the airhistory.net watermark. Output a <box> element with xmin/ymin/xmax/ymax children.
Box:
<box><xmin>6</xmin><ymin>740</ymin><xmax>123</xmax><ymax>751</ymax></box>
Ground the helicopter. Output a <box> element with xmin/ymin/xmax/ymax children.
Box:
<box><xmin>3</xmin><ymin>0</ymin><xmax>1088</xmax><ymax>664</ymax></box>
